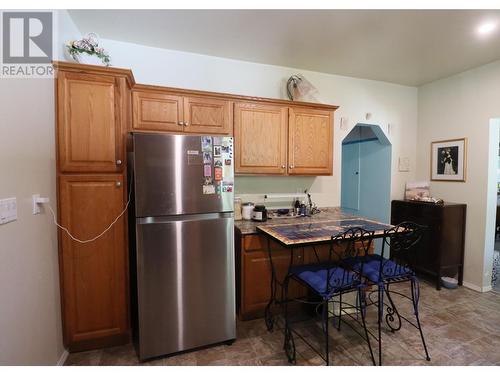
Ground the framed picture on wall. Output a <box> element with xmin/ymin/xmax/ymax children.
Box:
<box><xmin>431</xmin><ymin>138</ymin><xmax>467</xmax><ymax>182</ymax></box>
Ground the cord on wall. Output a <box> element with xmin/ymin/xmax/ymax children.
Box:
<box><xmin>38</xmin><ymin>177</ymin><xmax>133</xmax><ymax>244</ymax></box>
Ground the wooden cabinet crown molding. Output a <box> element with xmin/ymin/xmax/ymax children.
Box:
<box><xmin>133</xmin><ymin>83</ymin><xmax>338</xmax><ymax>111</ymax></box>
<box><xmin>53</xmin><ymin>61</ymin><xmax>135</xmax><ymax>88</ymax></box>
<box><xmin>53</xmin><ymin>61</ymin><xmax>337</xmax><ymax>111</ymax></box>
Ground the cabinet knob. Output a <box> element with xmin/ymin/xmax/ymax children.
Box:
<box><xmin>184</xmin><ymin>122</ymin><xmax>189</xmax><ymax>126</ymax></box>
<box><xmin>281</xmin><ymin>165</ymin><xmax>286</xmax><ymax>169</ymax></box>
<box><xmin>116</xmin><ymin>159</ymin><xmax>122</xmax><ymax>165</ymax></box>
<box><xmin>116</xmin><ymin>181</ymin><xmax>122</xmax><ymax>187</ymax></box>
<box><xmin>289</xmin><ymin>165</ymin><xmax>294</xmax><ymax>169</ymax></box>
<box><xmin>178</xmin><ymin>121</ymin><xmax>184</xmax><ymax>126</ymax></box>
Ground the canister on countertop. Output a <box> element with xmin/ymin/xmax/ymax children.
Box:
<box><xmin>241</xmin><ymin>202</ymin><xmax>255</xmax><ymax>221</ymax></box>
<box><xmin>251</xmin><ymin>205</ymin><xmax>268</xmax><ymax>222</ymax></box>
<box><xmin>234</xmin><ymin>197</ymin><xmax>242</xmax><ymax>220</ymax></box>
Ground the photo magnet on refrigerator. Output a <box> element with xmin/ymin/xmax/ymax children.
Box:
<box><xmin>214</xmin><ymin>167</ymin><xmax>222</xmax><ymax>181</ymax></box>
<box><xmin>214</xmin><ymin>145</ymin><xmax>221</xmax><ymax>157</ymax></box>
<box><xmin>204</xmin><ymin>164</ymin><xmax>212</xmax><ymax>177</ymax></box>
<box><xmin>203</xmin><ymin>185</ymin><xmax>215</xmax><ymax>195</ymax></box>
<box><xmin>201</xmin><ymin>136</ymin><xmax>212</xmax><ymax>152</ymax></box>
<box><xmin>203</xmin><ymin>152</ymin><xmax>213</xmax><ymax>164</ymax></box>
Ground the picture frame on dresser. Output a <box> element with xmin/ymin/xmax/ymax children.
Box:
<box><xmin>431</xmin><ymin>138</ymin><xmax>467</xmax><ymax>182</ymax></box>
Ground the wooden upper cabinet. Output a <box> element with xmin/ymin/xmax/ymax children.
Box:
<box><xmin>132</xmin><ymin>90</ymin><xmax>183</xmax><ymax>132</ymax></box>
<box><xmin>57</xmin><ymin>71</ymin><xmax>125</xmax><ymax>173</ymax></box>
<box><xmin>183</xmin><ymin>96</ymin><xmax>232</xmax><ymax>134</ymax></box>
<box><xmin>58</xmin><ymin>174</ymin><xmax>128</xmax><ymax>349</ymax></box>
<box><xmin>234</xmin><ymin>102</ymin><xmax>288</xmax><ymax>175</ymax></box>
<box><xmin>288</xmin><ymin>107</ymin><xmax>333</xmax><ymax>175</ymax></box>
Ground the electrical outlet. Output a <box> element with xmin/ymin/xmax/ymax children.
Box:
<box><xmin>0</xmin><ymin>197</ymin><xmax>17</xmax><ymax>224</ymax></box>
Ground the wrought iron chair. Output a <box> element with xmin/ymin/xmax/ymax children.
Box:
<box><xmin>282</xmin><ymin>227</ymin><xmax>376</xmax><ymax>366</ymax></box>
<box><xmin>350</xmin><ymin>222</ymin><xmax>431</xmax><ymax>365</ymax></box>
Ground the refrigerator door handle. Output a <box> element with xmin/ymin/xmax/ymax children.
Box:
<box><xmin>137</xmin><ymin>212</ymin><xmax>234</xmax><ymax>225</ymax></box>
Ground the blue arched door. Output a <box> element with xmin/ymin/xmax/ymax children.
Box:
<box><xmin>341</xmin><ymin>124</ymin><xmax>392</xmax><ymax>224</ymax></box>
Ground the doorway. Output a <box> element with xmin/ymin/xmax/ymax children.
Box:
<box><xmin>490</xmin><ymin>119</ymin><xmax>500</xmax><ymax>292</ymax></box>
<box><xmin>341</xmin><ymin>124</ymin><xmax>392</xmax><ymax>223</ymax></box>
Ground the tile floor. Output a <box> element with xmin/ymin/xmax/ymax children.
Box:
<box><xmin>65</xmin><ymin>280</ymin><xmax>500</xmax><ymax>366</ymax></box>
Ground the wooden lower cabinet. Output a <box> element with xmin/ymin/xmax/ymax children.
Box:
<box><xmin>237</xmin><ymin>232</ymin><xmax>375</xmax><ymax>320</ymax></box>
<box><xmin>238</xmin><ymin>233</ymin><xmax>305</xmax><ymax>320</ymax></box>
<box><xmin>58</xmin><ymin>174</ymin><xmax>129</xmax><ymax>351</ymax></box>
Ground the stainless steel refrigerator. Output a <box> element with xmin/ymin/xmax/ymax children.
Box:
<box><xmin>129</xmin><ymin>133</ymin><xmax>236</xmax><ymax>361</ymax></box>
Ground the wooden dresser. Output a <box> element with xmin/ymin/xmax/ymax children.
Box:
<box><xmin>391</xmin><ymin>200</ymin><xmax>466</xmax><ymax>290</ymax></box>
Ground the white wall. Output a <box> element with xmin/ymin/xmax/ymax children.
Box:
<box><xmin>0</xmin><ymin>10</ymin><xmax>79</xmax><ymax>365</ymax></box>
<box><xmin>417</xmin><ymin>60</ymin><xmax>500</xmax><ymax>291</ymax></box>
<box><xmin>98</xmin><ymin>38</ymin><xmax>419</xmax><ymax>207</ymax></box>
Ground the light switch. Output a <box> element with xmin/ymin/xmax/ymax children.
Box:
<box><xmin>399</xmin><ymin>157</ymin><xmax>410</xmax><ymax>172</ymax></box>
<box><xmin>340</xmin><ymin>117</ymin><xmax>349</xmax><ymax>130</ymax></box>
<box><xmin>0</xmin><ymin>197</ymin><xmax>17</xmax><ymax>224</ymax></box>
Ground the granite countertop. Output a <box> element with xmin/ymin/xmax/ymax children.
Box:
<box><xmin>234</xmin><ymin>207</ymin><xmax>360</xmax><ymax>235</ymax></box>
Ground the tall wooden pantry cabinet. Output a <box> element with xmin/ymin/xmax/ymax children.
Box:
<box><xmin>55</xmin><ymin>62</ymin><xmax>134</xmax><ymax>351</ymax></box>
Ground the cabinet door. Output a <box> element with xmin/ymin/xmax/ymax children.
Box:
<box><xmin>132</xmin><ymin>90</ymin><xmax>183</xmax><ymax>132</ymax></box>
<box><xmin>241</xmin><ymin>235</ymin><xmax>304</xmax><ymax>318</ymax></box>
<box><xmin>58</xmin><ymin>175</ymin><xmax>128</xmax><ymax>350</ymax></box>
<box><xmin>183</xmin><ymin>96</ymin><xmax>232</xmax><ymax>134</ymax></box>
<box><xmin>57</xmin><ymin>72</ymin><xmax>124</xmax><ymax>173</ymax></box>
<box><xmin>288</xmin><ymin>107</ymin><xmax>333</xmax><ymax>175</ymax></box>
<box><xmin>234</xmin><ymin>102</ymin><xmax>288</xmax><ymax>175</ymax></box>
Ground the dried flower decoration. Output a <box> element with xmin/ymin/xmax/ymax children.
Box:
<box><xmin>66</xmin><ymin>33</ymin><xmax>110</xmax><ymax>66</ymax></box>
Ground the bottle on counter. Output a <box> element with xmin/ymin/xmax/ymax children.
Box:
<box><xmin>294</xmin><ymin>199</ymin><xmax>301</xmax><ymax>216</ymax></box>
<box><xmin>299</xmin><ymin>202</ymin><xmax>306</xmax><ymax>216</ymax></box>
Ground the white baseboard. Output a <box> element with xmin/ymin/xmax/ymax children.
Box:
<box><xmin>462</xmin><ymin>281</ymin><xmax>492</xmax><ymax>293</ymax></box>
<box><xmin>56</xmin><ymin>349</ymin><xmax>69</xmax><ymax>366</ymax></box>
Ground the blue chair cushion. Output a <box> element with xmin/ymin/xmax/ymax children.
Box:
<box><xmin>290</xmin><ymin>263</ymin><xmax>359</xmax><ymax>299</ymax></box>
<box><xmin>345</xmin><ymin>254</ymin><xmax>414</xmax><ymax>284</ymax></box>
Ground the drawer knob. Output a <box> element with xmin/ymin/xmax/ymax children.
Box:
<box><xmin>116</xmin><ymin>159</ymin><xmax>122</xmax><ymax>165</ymax></box>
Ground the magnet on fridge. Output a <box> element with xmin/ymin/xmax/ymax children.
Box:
<box><xmin>201</xmin><ymin>136</ymin><xmax>212</xmax><ymax>152</ymax></box>
<box><xmin>213</xmin><ymin>137</ymin><xmax>222</xmax><ymax>146</ymax></box>
<box><xmin>214</xmin><ymin>159</ymin><xmax>223</xmax><ymax>167</ymax></box>
<box><xmin>204</xmin><ymin>164</ymin><xmax>212</xmax><ymax>177</ymax></box>
<box><xmin>203</xmin><ymin>185</ymin><xmax>215</xmax><ymax>195</ymax></box>
<box><xmin>224</xmin><ymin>159</ymin><xmax>232</xmax><ymax>166</ymax></box>
<box><xmin>214</xmin><ymin>167</ymin><xmax>222</xmax><ymax>181</ymax></box>
<box><xmin>214</xmin><ymin>145</ymin><xmax>221</xmax><ymax>157</ymax></box>
<box><xmin>203</xmin><ymin>152</ymin><xmax>212</xmax><ymax>164</ymax></box>
<box><xmin>222</xmin><ymin>181</ymin><xmax>233</xmax><ymax>193</ymax></box>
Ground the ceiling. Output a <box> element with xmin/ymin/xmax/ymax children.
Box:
<box><xmin>68</xmin><ymin>10</ymin><xmax>500</xmax><ymax>86</ymax></box>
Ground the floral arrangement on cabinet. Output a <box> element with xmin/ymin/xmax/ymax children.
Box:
<box><xmin>66</xmin><ymin>33</ymin><xmax>110</xmax><ymax>66</ymax></box>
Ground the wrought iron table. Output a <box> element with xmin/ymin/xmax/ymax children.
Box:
<box><xmin>256</xmin><ymin>217</ymin><xmax>393</xmax><ymax>331</ymax></box>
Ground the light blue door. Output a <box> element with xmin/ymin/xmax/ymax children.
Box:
<box><xmin>358</xmin><ymin>139</ymin><xmax>391</xmax><ymax>223</ymax></box>
<box><xmin>341</xmin><ymin>141</ymin><xmax>360</xmax><ymax>211</ymax></box>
